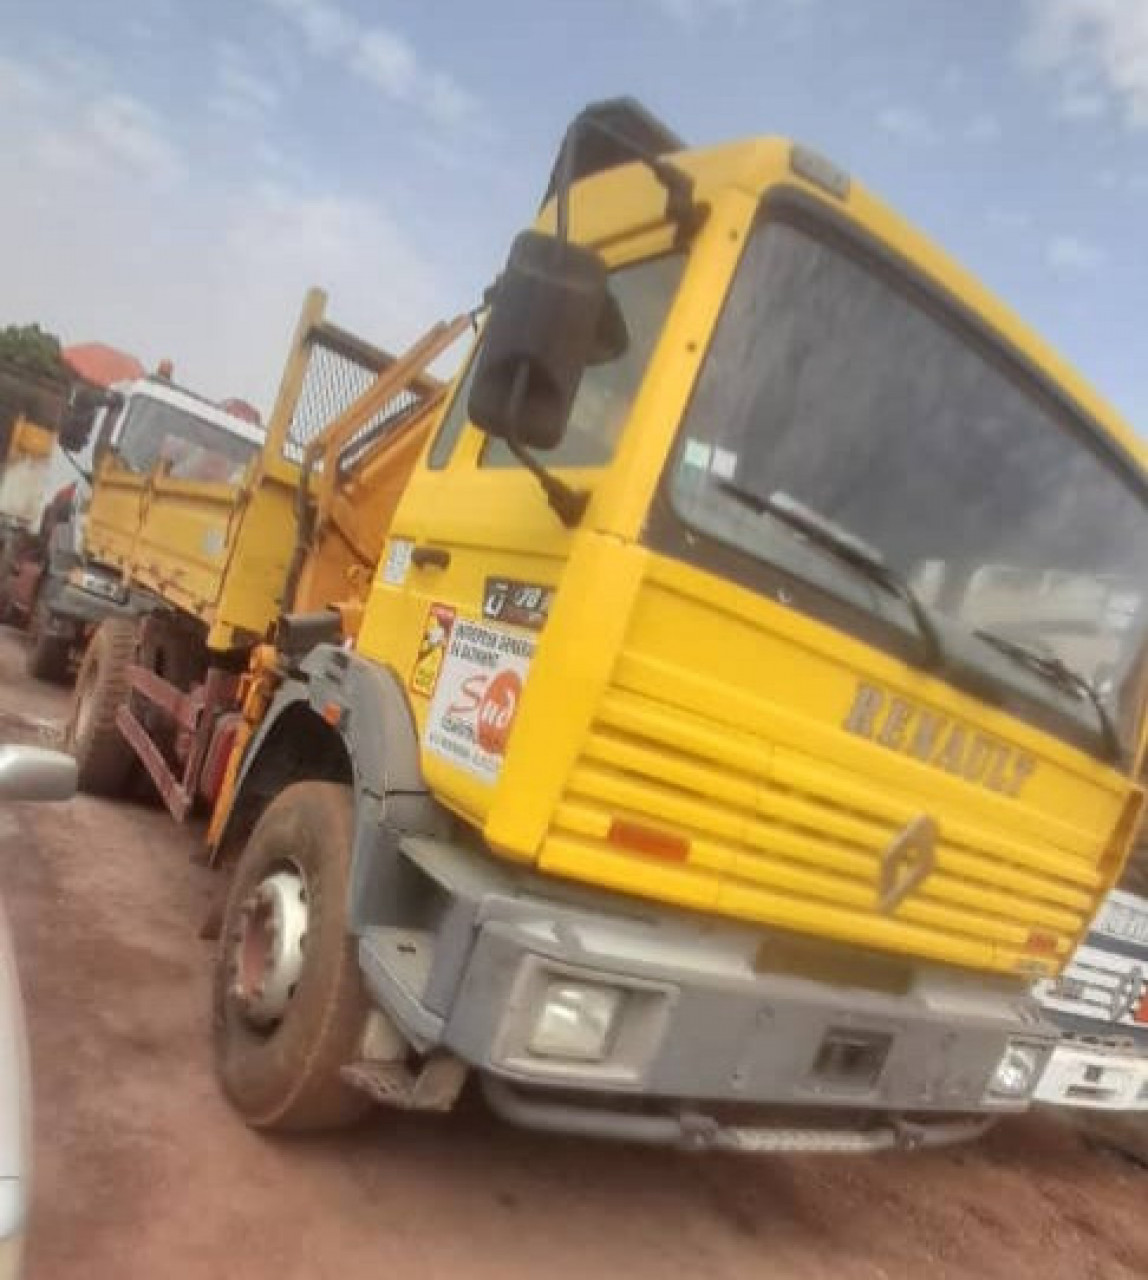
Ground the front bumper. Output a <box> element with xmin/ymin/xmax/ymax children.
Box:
<box><xmin>45</xmin><ymin>581</ymin><xmax>125</xmax><ymax>629</ymax></box>
<box><xmin>356</xmin><ymin>837</ymin><xmax>1057</xmax><ymax>1136</ymax></box>
<box><xmin>1035</xmin><ymin>1040</ymin><xmax>1148</xmax><ymax>1110</ymax></box>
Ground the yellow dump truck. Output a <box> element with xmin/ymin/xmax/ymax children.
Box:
<box><xmin>66</xmin><ymin>100</ymin><xmax>1148</xmax><ymax>1153</ymax></box>
<box><xmin>65</xmin><ymin>290</ymin><xmax>461</xmax><ymax>812</ymax></box>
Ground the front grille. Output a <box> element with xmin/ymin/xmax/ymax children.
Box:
<box><xmin>541</xmin><ymin>677</ymin><xmax>1105</xmax><ymax>976</ymax></box>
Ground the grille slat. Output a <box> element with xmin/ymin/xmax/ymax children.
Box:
<box><xmin>544</xmin><ymin>679</ymin><xmax>1108</xmax><ymax>971</ymax></box>
<box><xmin>598</xmin><ymin>687</ymin><xmax>1101</xmax><ymax>890</ymax></box>
<box><xmin>539</xmin><ymin>834</ymin><xmax>1055</xmax><ymax>970</ymax></box>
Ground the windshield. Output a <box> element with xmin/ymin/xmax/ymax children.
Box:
<box><xmin>669</xmin><ymin>214</ymin><xmax>1148</xmax><ymax>749</ymax></box>
<box><xmin>115</xmin><ymin>395</ymin><xmax>259</xmax><ymax>485</ymax></box>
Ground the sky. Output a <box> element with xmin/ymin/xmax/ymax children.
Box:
<box><xmin>1</xmin><ymin>0</ymin><xmax>1147</xmax><ymax>428</ymax></box>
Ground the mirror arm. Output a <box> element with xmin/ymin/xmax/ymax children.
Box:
<box><xmin>504</xmin><ymin>436</ymin><xmax>589</xmax><ymax>528</ymax></box>
<box><xmin>554</xmin><ymin>117</ymin><xmax>699</xmax><ymax>243</ymax></box>
<box><xmin>501</xmin><ymin>360</ymin><xmax>589</xmax><ymax>527</ymax></box>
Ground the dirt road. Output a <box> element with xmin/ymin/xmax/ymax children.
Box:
<box><xmin>2</xmin><ymin>627</ymin><xmax>1148</xmax><ymax>1279</ymax></box>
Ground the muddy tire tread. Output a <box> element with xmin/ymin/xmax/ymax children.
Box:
<box><xmin>213</xmin><ymin>781</ymin><xmax>374</xmax><ymax>1133</ymax></box>
<box><xmin>68</xmin><ymin>616</ymin><xmax>138</xmax><ymax>795</ymax></box>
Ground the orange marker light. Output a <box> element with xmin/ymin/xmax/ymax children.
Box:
<box><xmin>607</xmin><ymin>819</ymin><xmax>689</xmax><ymax>863</ymax></box>
<box><xmin>1024</xmin><ymin>930</ymin><xmax>1058</xmax><ymax>955</ymax></box>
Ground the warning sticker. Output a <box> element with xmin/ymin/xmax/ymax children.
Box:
<box><xmin>410</xmin><ymin>604</ymin><xmax>456</xmax><ymax>698</ymax></box>
<box><xmin>425</xmin><ymin>618</ymin><xmax>536</xmax><ymax>782</ymax></box>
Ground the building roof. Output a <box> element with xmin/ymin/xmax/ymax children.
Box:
<box><xmin>61</xmin><ymin>342</ymin><xmax>146</xmax><ymax>388</ymax></box>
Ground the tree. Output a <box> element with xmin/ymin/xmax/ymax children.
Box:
<box><xmin>0</xmin><ymin>324</ymin><xmax>69</xmax><ymax>430</ymax></box>
<box><xmin>0</xmin><ymin>323</ymin><xmax>67</xmax><ymax>383</ymax></box>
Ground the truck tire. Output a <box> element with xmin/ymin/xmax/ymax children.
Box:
<box><xmin>26</xmin><ymin>596</ymin><xmax>70</xmax><ymax>682</ymax></box>
<box><xmin>67</xmin><ymin>617</ymin><xmax>138</xmax><ymax>795</ymax></box>
<box><xmin>213</xmin><ymin>781</ymin><xmax>374</xmax><ymax>1132</ymax></box>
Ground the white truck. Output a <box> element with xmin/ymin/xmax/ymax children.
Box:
<box><xmin>1034</xmin><ymin>860</ymin><xmax>1148</xmax><ymax>1110</ymax></box>
<box><xmin>1025</xmin><ymin>572</ymin><xmax>1148</xmax><ymax>1109</ymax></box>
<box><xmin>0</xmin><ymin>373</ymin><xmax>263</xmax><ymax>680</ymax></box>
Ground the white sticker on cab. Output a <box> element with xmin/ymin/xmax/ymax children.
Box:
<box><xmin>425</xmin><ymin>618</ymin><xmax>535</xmax><ymax>783</ymax></box>
<box><xmin>682</xmin><ymin>439</ymin><xmax>713</xmax><ymax>470</ymax></box>
<box><xmin>381</xmin><ymin>538</ymin><xmax>414</xmax><ymax>586</ymax></box>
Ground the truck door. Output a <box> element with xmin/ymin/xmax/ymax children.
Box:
<box><xmin>356</xmin><ymin>251</ymin><xmax>687</xmax><ymax>820</ymax></box>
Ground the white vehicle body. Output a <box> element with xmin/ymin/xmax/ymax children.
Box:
<box><xmin>0</xmin><ymin>889</ymin><xmax>30</xmax><ymax>1280</ymax></box>
<box><xmin>1034</xmin><ymin>884</ymin><xmax>1148</xmax><ymax>1110</ymax></box>
<box><xmin>0</xmin><ymin>747</ymin><xmax>77</xmax><ymax>1280</ymax></box>
<box><xmin>36</xmin><ymin>376</ymin><xmax>264</xmax><ymax>538</ymax></box>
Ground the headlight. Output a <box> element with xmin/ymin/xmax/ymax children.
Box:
<box><xmin>989</xmin><ymin>1042</ymin><xmax>1042</xmax><ymax>1099</ymax></box>
<box><xmin>78</xmin><ymin>572</ymin><xmax>124</xmax><ymax>601</ymax></box>
<box><xmin>528</xmin><ymin>982</ymin><xmax>622</xmax><ymax>1062</ymax></box>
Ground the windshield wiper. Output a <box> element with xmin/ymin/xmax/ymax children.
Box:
<box><xmin>717</xmin><ymin>483</ymin><xmax>943</xmax><ymax>669</ymax></box>
<box><xmin>974</xmin><ymin>629</ymin><xmax>1122</xmax><ymax>764</ymax></box>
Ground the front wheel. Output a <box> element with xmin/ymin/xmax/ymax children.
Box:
<box><xmin>67</xmin><ymin>617</ymin><xmax>138</xmax><ymax>794</ymax></box>
<box><xmin>213</xmin><ymin>781</ymin><xmax>375</xmax><ymax>1132</ymax></box>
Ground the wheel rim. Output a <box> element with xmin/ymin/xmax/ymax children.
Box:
<box><xmin>227</xmin><ymin>865</ymin><xmax>310</xmax><ymax>1029</ymax></box>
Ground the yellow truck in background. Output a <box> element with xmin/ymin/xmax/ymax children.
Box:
<box><xmin>0</xmin><ymin>413</ymin><xmax>55</xmax><ymax>535</ymax></box>
<box><xmin>63</xmin><ymin>289</ymin><xmax>460</xmax><ymax>812</ymax></box>
<box><xmin>65</xmin><ymin>100</ymin><xmax>1148</xmax><ymax>1153</ymax></box>
<box><xmin>0</xmin><ymin>360</ymin><xmax>67</xmax><ymax>622</ymax></box>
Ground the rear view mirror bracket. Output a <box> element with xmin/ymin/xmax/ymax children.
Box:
<box><xmin>502</xmin><ymin>433</ymin><xmax>589</xmax><ymax>528</ymax></box>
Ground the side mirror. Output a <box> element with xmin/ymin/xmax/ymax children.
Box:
<box><xmin>0</xmin><ymin>745</ymin><xmax>78</xmax><ymax>803</ymax></box>
<box><xmin>59</xmin><ymin>388</ymin><xmax>117</xmax><ymax>454</ymax></box>
<box><xmin>468</xmin><ymin>231</ymin><xmax>611</xmax><ymax>451</ymax></box>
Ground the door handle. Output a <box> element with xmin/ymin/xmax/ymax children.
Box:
<box><xmin>411</xmin><ymin>545</ymin><xmax>451</xmax><ymax>570</ymax></box>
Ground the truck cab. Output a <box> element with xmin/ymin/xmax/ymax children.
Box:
<box><xmin>24</xmin><ymin>376</ymin><xmax>263</xmax><ymax>681</ymax></box>
<box><xmin>179</xmin><ymin>103</ymin><xmax>1148</xmax><ymax>1149</ymax></box>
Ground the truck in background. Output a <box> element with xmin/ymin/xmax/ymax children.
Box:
<box><xmin>0</xmin><ymin>357</ymin><xmax>68</xmax><ymax>600</ymax></box>
<box><xmin>0</xmin><ymin>366</ymin><xmax>265</xmax><ymax>681</ymax></box>
<box><xmin>1025</xmin><ymin>568</ymin><xmax>1148</xmax><ymax>1110</ymax></box>
<box><xmin>61</xmin><ymin>287</ymin><xmax>455</xmax><ymax>819</ymax></box>
<box><xmin>1034</xmin><ymin>868</ymin><xmax>1148</xmax><ymax>1110</ymax></box>
<box><xmin>65</xmin><ymin>99</ymin><xmax>1148</xmax><ymax>1153</ymax></box>
<box><xmin>0</xmin><ymin>341</ymin><xmax>144</xmax><ymax>676</ymax></box>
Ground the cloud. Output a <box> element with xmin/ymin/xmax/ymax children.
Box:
<box><xmin>260</xmin><ymin>0</ymin><xmax>353</xmax><ymax>56</ymax></box>
<box><xmin>645</xmin><ymin>0</ymin><xmax>813</xmax><ymax>26</ymax></box>
<box><xmin>260</xmin><ymin>0</ymin><xmax>483</xmax><ymax>131</ymax></box>
<box><xmin>0</xmin><ymin>56</ymin><xmax>52</xmax><ymax>108</ymax></box>
<box><xmin>1</xmin><ymin>56</ymin><xmax>185</xmax><ymax>188</ymax></box>
<box><xmin>876</xmin><ymin>105</ymin><xmax>938</xmax><ymax>144</ymax></box>
<box><xmin>352</xmin><ymin>27</ymin><xmax>418</xmax><ymax>98</ymax></box>
<box><xmin>1046</xmin><ymin>233</ymin><xmax>1106</xmax><ymax>273</ymax></box>
<box><xmin>0</xmin><ymin>49</ymin><xmax>448</xmax><ymax>410</ymax></box>
<box><xmin>1023</xmin><ymin>0</ymin><xmax>1148</xmax><ymax>127</ymax></box>
<box><xmin>84</xmin><ymin>95</ymin><xmax>185</xmax><ymax>183</ymax></box>
<box><xmin>212</xmin><ymin>45</ymin><xmax>280</xmax><ymax>122</ymax></box>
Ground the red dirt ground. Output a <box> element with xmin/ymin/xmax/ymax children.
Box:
<box><xmin>2</xmin><ymin>625</ymin><xmax>1147</xmax><ymax>1280</ymax></box>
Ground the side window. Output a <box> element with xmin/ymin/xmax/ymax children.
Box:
<box><xmin>482</xmin><ymin>253</ymin><xmax>685</xmax><ymax>469</ymax></box>
<box><xmin>115</xmin><ymin>406</ymin><xmax>162</xmax><ymax>473</ymax></box>
<box><xmin>426</xmin><ymin>252</ymin><xmax>685</xmax><ymax>473</ymax></box>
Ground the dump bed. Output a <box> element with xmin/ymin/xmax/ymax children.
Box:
<box><xmin>82</xmin><ymin>292</ymin><xmax>453</xmax><ymax>650</ymax></box>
